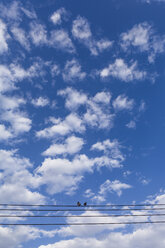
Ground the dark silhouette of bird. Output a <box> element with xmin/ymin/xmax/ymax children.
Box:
<box><xmin>84</xmin><ymin>202</ymin><xmax>87</xmax><ymax>206</ymax></box>
<box><xmin>77</xmin><ymin>201</ymin><xmax>81</xmax><ymax>207</ymax></box>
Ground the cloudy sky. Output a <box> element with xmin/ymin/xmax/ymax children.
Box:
<box><xmin>1</xmin><ymin>0</ymin><xmax>165</xmax><ymax>247</ymax></box>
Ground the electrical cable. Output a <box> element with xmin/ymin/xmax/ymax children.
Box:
<box><xmin>0</xmin><ymin>221</ymin><xmax>165</xmax><ymax>226</ymax></box>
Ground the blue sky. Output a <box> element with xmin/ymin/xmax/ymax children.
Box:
<box><xmin>1</xmin><ymin>0</ymin><xmax>165</xmax><ymax>247</ymax></box>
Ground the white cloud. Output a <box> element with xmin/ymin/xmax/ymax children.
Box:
<box><xmin>0</xmin><ymin>226</ymin><xmax>57</xmax><ymax>248</ymax></box>
<box><xmin>11</xmin><ymin>25</ymin><xmax>30</xmax><ymax>50</ymax></box>
<box><xmin>38</xmin><ymin>224</ymin><xmax>165</xmax><ymax>248</ymax></box>
<box><xmin>84</xmin><ymin>92</ymin><xmax>113</xmax><ymax>129</ymax></box>
<box><xmin>0</xmin><ymin>61</ymin><xmax>45</xmax><ymax>93</ymax></box>
<box><xmin>72</xmin><ymin>16</ymin><xmax>112</xmax><ymax>55</ymax></box>
<box><xmin>0</xmin><ymin>124</ymin><xmax>12</xmax><ymax>140</ymax></box>
<box><xmin>143</xmin><ymin>0</ymin><xmax>165</xmax><ymax>3</ymax></box>
<box><xmin>0</xmin><ymin>94</ymin><xmax>25</xmax><ymax>110</ymax></box>
<box><xmin>121</xmin><ymin>22</ymin><xmax>151</xmax><ymax>52</ymax></box>
<box><xmin>50</xmin><ymin>29</ymin><xmax>75</xmax><ymax>53</ymax></box>
<box><xmin>31</xmin><ymin>97</ymin><xmax>49</xmax><ymax>107</ymax></box>
<box><xmin>36</xmin><ymin>154</ymin><xmax>94</xmax><ymax>194</ymax></box>
<box><xmin>0</xmin><ymin>94</ymin><xmax>31</xmax><ymax>137</ymax></box>
<box><xmin>93</xmin><ymin>91</ymin><xmax>111</xmax><ymax>104</ymax></box>
<box><xmin>126</xmin><ymin>120</ymin><xmax>136</xmax><ymax>129</ymax></box>
<box><xmin>120</xmin><ymin>22</ymin><xmax>165</xmax><ymax>63</ymax></box>
<box><xmin>36</xmin><ymin>113</ymin><xmax>85</xmax><ymax>139</ymax></box>
<box><xmin>85</xmin><ymin>179</ymin><xmax>132</xmax><ymax>202</ymax></box>
<box><xmin>62</xmin><ymin>59</ymin><xmax>86</xmax><ymax>82</ymax></box>
<box><xmin>0</xmin><ymin>149</ymin><xmax>44</xmax><ymax>204</ymax></box>
<box><xmin>113</xmin><ymin>95</ymin><xmax>134</xmax><ymax>111</ymax></box>
<box><xmin>58</xmin><ymin>87</ymin><xmax>87</xmax><ymax>110</ymax></box>
<box><xmin>91</xmin><ymin>139</ymin><xmax>125</xmax><ymax>167</ymax></box>
<box><xmin>72</xmin><ymin>16</ymin><xmax>92</xmax><ymax>40</ymax></box>
<box><xmin>58</xmin><ymin>88</ymin><xmax>113</xmax><ymax>130</ymax></box>
<box><xmin>1</xmin><ymin>110</ymin><xmax>31</xmax><ymax>135</ymax></box>
<box><xmin>29</xmin><ymin>22</ymin><xmax>47</xmax><ymax>46</ymax></box>
<box><xmin>0</xmin><ymin>19</ymin><xmax>10</xmax><ymax>54</ymax></box>
<box><xmin>51</xmin><ymin>63</ymin><xmax>60</xmax><ymax>77</ymax></box>
<box><xmin>100</xmin><ymin>59</ymin><xmax>146</xmax><ymax>82</ymax></box>
<box><xmin>139</xmin><ymin>100</ymin><xmax>146</xmax><ymax>112</ymax></box>
<box><xmin>99</xmin><ymin>179</ymin><xmax>132</xmax><ymax>197</ymax></box>
<box><xmin>37</xmin><ymin>138</ymin><xmax>124</xmax><ymax>195</ymax></box>
<box><xmin>43</xmin><ymin>135</ymin><xmax>84</xmax><ymax>156</ymax></box>
<box><xmin>0</xmin><ymin>1</ymin><xmax>37</xmax><ymax>22</ymax></box>
<box><xmin>0</xmin><ymin>1</ymin><xmax>21</xmax><ymax>21</ymax></box>
<box><xmin>50</xmin><ymin>8</ymin><xmax>68</xmax><ymax>25</ymax></box>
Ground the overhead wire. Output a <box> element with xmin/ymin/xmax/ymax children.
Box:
<box><xmin>0</xmin><ymin>213</ymin><xmax>165</xmax><ymax>218</ymax></box>
<box><xmin>0</xmin><ymin>208</ymin><xmax>164</xmax><ymax>212</ymax></box>
<box><xmin>0</xmin><ymin>203</ymin><xmax>164</xmax><ymax>207</ymax></box>
<box><xmin>0</xmin><ymin>221</ymin><xmax>165</xmax><ymax>226</ymax></box>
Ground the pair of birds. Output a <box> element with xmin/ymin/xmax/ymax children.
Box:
<box><xmin>77</xmin><ymin>201</ymin><xmax>87</xmax><ymax>207</ymax></box>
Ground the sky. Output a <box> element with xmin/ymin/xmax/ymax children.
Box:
<box><xmin>0</xmin><ymin>0</ymin><xmax>165</xmax><ymax>247</ymax></box>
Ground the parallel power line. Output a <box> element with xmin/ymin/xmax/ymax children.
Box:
<box><xmin>1</xmin><ymin>221</ymin><xmax>165</xmax><ymax>226</ymax></box>
<box><xmin>0</xmin><ymin>203</ymin><xmax>165</xmax><ymax>226</ymax></box>
<box><xmin>0</xmin><ymin>208</ymin><xmax>164</xmax><ymax>211</ymax></box>
<box><xmin>0</xmin><ymin>203</ymin><xmax>164</xmax><ymax>207</ymax></box>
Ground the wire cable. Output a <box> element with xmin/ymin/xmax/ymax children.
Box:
<box><xmin>0</xmin><ymin>213</ymin><xmax>165</xmax><ymax>218</ymax></box>
<box><xmin>0</xmin><ymin>208</ymin><xmax>165</xmax><ymax>212</ymax></box>
<box><xmin>1</xmin><ymin>221</ymin><xmax>165</xmax><ymax>226</ymax></box>
<box><xmin>0</xmin><ymin>203</ymin><xmax>164</xmax><ymax>207</ymax></box>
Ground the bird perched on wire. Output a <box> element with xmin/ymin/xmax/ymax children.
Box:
<box><xmin>77</xmin><ymin>201</ymin><xmax>81</xmax><ymax>207</ymax></box>
<box><xmin>84</xmin><ymin>202</ymin><xmax>87</xmax><ymax>206</ymax></box>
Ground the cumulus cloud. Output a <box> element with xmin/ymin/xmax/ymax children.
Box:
<box><xmin>58</xmin><ymin>88</ymin><xmax>113</xmax><ymax>130</ymax></box>
<box><xmin>72</xmin><ymin>16</ymin><xmax>113</xmax><ymax>55</ymax></box>
<box><xmin>0</xmin><ymin>149</ymin><xmax>44</xmax><ymax>204</ymax></box>
<box><xmin>84</xmin><ymin>92</ymin><xmax>113</xmax><ymax>129</ymax></box>
<box><xmin>121</xmin><ymin>22</ymin><xmax>151</xmax><ymax>52</ymax></box>
<box><xmin>126</xmin><ymin>120</ymin><xmax>136</xmax><ymax>129</ymax></box>
<box><xmin>84</xmin><ymin>179</ymin><xmax>131</xmax><ymax>202</ymax></box>
<box><xmin>0</xmin><ymin>19</ymin><xmax>10</xmax><ymax>54</ymax></box>
<box><xmin>0</xmin><ymin>61</ymin><xmax>45</xmax><ymax>93</ymax></box>
<box><xmin>31</xmin><ymin>97</ymin><xmax>49</xmax><ymax>107</ymax></box>
<box><xmin>43</xmin><ymin>135</ymin><xmax>84</xmax><ymax>156</ymax></box>
<box><xmin>0</xmin><ymin>124</ymin><xmax>12</xmax><ymax>140</ymax></box>
<box><xmin>100</xmin><ymin>59</ymin><xmax>146</xmax><ymax>82</ymax></box>
<box><xmin>0</xmin><ymin>1</ymin><xmax>37</xmax><ymax>22</ymax></box>
<box><xmin>99</xmin><ymin>179</ymin><xmax>132</xmax><ymax>197</ymax></box>
<box><xmin>62</xmin><ymin>59</ymin><xmax>86</xmax><ymax>82</ymax></box>
<box><xmin>38</xmin><ymin>224</ymin><xmax>165</xmax><ymax>248</ymax></box>
<box><xmin>11</xmin><ymin>25</ymin><xmax>30</xmax><ymax>50</ymax></box>
<box><xmin>120</xmin><ymin>22</ymin><xmax>165</xmax><ymax>63</ymax></box>
<box><xmin>50</xmin><ymin>8</ymin><xmax>68</xmax><ymax>25</ymax></box>
<box><xmin>50</xmin><ymin>29</ymin><xmax>75</xmax><ymax>53</ymax></box>
<box><xmin>91</xmin><ymin>139</ymin><xmax>125</xmax><ymax>167</ymax></box>
<box><xmin>29</xmin><ymin>21</ymin><xmax>47</xmax><ymax>46</ymax></box>
<box><xmin>58</xmin><ymin>87</ymin><xmax>87</xmax><ymax>110</ymax></box>
<box><xmin>36</xmin><ymin>154</ymin><xmax>94</xmax><ymax>194</ymax></box>
<box><xmin>0</xmin><ymin>1</ymin><xmax>21</xmax><ymax>21</ymax></box>
<box><xmin>0</xmin><ymin>94</ymin><xmax>31</xmax><ymax>137</ymax></box>
<box><xmin>1</xmin><ymin>110</ymin><xmax>32</xmax><ymax>134</ymax></box>
<box><xmin>112</xmin><ymin>95</ymin><xmax>134</xmax><ymax>111</ymax></box>
<box><xmin>0</xmin><ymin>226</ymin><xmax>57</xmax><ymax>248</ymax></box>
<box><xmin>36</xmin><ymin>113</ymin><xmax>85</xmax><ymax>139</ymax></box>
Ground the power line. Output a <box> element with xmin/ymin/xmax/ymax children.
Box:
<box><xmin>0</xmin><ymin>208</ymin><xmax>165</xmax><ymax>212</ymax></box>
<box><xmin>0</xmin><ymin>203</ymin><xmax>164</xmax><ymax>207</ymax></box>
<box><xmin>0</xmin><ymin>221</ymin><xmax>165</xmax><ymax>226</ymax></box>
<box><xmin>0</xmin><ymin>213</ymin><xmax>165</xmax><ymax>218</ymax></box>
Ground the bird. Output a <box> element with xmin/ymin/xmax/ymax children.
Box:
<box><xmin>84</xmin><ymin>202</ymin><xmax>87</xmax><ymax>206</ymax></box>
<box><xmin>77</xmin><ymin>201</ymin><xmax>81</xmax><ymax>207</ymax></box>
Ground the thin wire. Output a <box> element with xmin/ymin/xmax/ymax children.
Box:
<box><xmin>0</xmin><ymin>203</ymin><xmax>164</xmax><ymax>207</ymax></box>
<box><xmin>0</xmin><ymin>208</ymin><xmax>165</xmax><ymax>212</ymax></box>
<box><xmin>0</xmin><ymin>213</ymin><xmax>165</xmax><ymax>218</ymax></box>
<box><xmin>1</xmin><ymin>221</ymin><xmax>165</xmax><ymax>226</ymax></box>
